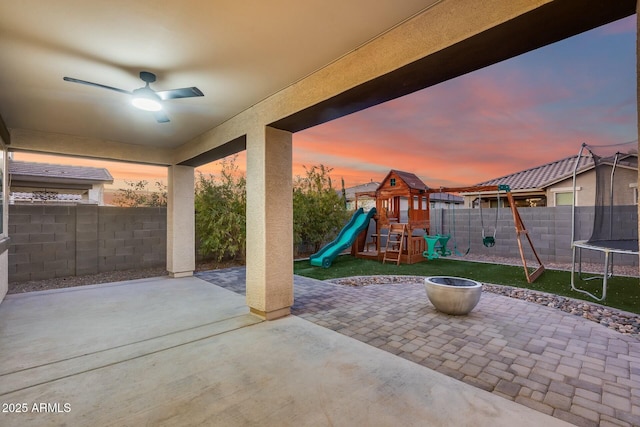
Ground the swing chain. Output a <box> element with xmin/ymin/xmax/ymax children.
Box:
<box><xmin>480</xmin><ymin>191</ymin><xmax>500</xmax><ymax>248</ymax></box>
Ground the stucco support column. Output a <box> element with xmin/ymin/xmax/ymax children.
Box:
<box><xmin>167</xmin><ymin>164</ymin><xmax>195</xmax><ymax>278</ymax></box>
<box><xmin>637</xmin><ymin>0</ymin><xmax>640</xmax><ymax>271</ymax></box>
<box><xmin>246</xmin><ymin>126</ymin><xmax>293</xmax><ymax>320</ymax></box>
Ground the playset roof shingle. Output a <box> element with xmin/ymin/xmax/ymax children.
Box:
<box><xmin>389</xmin><ymin>170</ymin><xmax>428</xmax><ymax>190</ymax></box>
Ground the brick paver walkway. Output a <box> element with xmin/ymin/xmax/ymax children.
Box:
<box><xmin>197</xmin><ymin>268</ymin><xmax>640</xmax><ymax>427</ymax></box>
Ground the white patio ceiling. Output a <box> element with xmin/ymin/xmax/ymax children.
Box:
<box><xmin>0</xmin><ymin>0</ymin><xmax>437</xmax><ymax>151</ymax></box>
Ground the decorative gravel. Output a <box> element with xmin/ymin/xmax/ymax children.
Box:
<box><xmin>327</xmin><ymin>275</ymin><xmax>640</xmax><ymax>337</ymax></box>
<box><xmin>7</xmin><ymin>267</ymin><xmax>170</xmax><ymax>294</ymax></box>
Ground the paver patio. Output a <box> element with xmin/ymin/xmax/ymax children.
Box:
<box><xmin>197</xmin><ymin>268</ymin><xmax>640</xmax><ymax>427</ymax></box>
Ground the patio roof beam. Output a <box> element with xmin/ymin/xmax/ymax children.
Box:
<box><xmin>269</xmin><ymin>0</ymin><xmax>635</xmax><ymax>133</ymax></box>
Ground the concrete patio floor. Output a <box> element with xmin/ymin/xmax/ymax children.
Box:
<box><xmin>0</xmin><ymin>275</ymin><xmax>576</xmax><ymax>426</ymax></box>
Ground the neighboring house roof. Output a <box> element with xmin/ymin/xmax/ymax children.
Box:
<box><xmin>604</xmin><ymin>153</ymin><xmax>638</xmax><ymax>169</ymax></box>
<box><xmin>475</xmin><ymin>155</ymin><xmax>593</xmax><ymax>190</ymax></box>
<box><xmin>430</xmin><ymin>192</ymin><xmax>463</xmax><ymax>203</ymax></box>
<box><xmin>344</xmin><ymin>182</ymin><xmax>380</xmax><ymax>200</ymax></box>
<box><xmin>378</xmin><ymin>169</ymin><xmax>428</xmax><ymax>191</ymax></box>
<box><xmin>9</xmin><ymin>161</ymin><xmax>114</xmax><ymax>187</ymax></box>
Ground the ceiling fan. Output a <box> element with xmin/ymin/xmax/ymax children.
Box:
<box><xmin>63</xmin><ymin>71</ymin><xmax>204</xmax><ymax>123</ymax></box>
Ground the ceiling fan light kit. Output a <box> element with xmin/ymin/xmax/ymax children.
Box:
<box><xmin>131</xmin><ymin>88</ymin><xmax>162</xmax><ymax>112</ymax></box>
<box><xmin>63</xmin><ymin>71</ymin><xmax>204</xmax><ymax>123</ymax></box>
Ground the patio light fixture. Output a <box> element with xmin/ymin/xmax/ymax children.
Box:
<box><xmin>131</xmin><ymin>87</ymin><xmax>162</xmax><ymax>111</ymax></box>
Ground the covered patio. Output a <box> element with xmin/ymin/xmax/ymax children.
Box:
<box><xmin>0</xmin><ymin>274</ymin><xmax>575</xmax><ymax>426</ymax></box>
<box><xmin>0</xmin><ymin>1</ymin><xmax>638</xmax><ymax>425</ymax></box>
<box><xmin>1</xmin><ymin>0</ymin><xmax>637</xmax><ymax>318</ymax></box>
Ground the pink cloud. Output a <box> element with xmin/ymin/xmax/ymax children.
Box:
<box><xmin>295</xmin><ymin>87</ymin><xmax>628</xmax><ymax>186</ymax></box>
<box><xmin>292</xmin><ymin>62</ymin><xmax>604</xmax><ymax>189</ymax></box>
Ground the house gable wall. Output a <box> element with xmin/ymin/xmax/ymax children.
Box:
<box><xmin>547</xmin><ymin>171</ymin><xmax>596</xmax><ymax>207</ymax></box>
<box><xmin>548</xmin><ymin>167</ymin><xmax>638</xmax><ymax>207</ymax></box>
<box><xmin>377</xmin><ymin>171</ymin><xmax>413</xmax><ymax>198</ymax></box>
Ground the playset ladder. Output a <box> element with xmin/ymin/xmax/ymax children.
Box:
<box><xmin>383</xmin><ymin>223</ymin><xmax>406</xmax><ymax>265</ymax></box>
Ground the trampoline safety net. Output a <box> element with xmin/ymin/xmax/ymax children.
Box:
<box><xmin>585</xmin><ymin>143</ymin><xmax>638</xmax><ymax>252</ymax></box>
<box><xmin>570</xmin><ymin>141</ymin><xmax>638</xmax><ymax>301</ymax></box>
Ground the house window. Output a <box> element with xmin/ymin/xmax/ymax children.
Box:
<box><xmin>630</xmin><ymin>183</ymin><xmax>638</xmax><ymax>205</ymax></box>
<box><xmin>551</xmin><ymin>186</ymin><xmax>578</xmax><ymax>207</ymax></box>
<box><xmin>390</xmin><ymin>178</ymin><xmax>396</xmax><ymax>187</ymax></box>
<box><xmin>555</xmin><ymin>192</ymin><xmax>573</xmax><ymax>206</ymax></box>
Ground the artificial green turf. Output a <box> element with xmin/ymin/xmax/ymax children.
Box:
<box><xmin>293</xmin><ymin>255</ymin><xmax>640</xmax><ymax>315</ymax></box>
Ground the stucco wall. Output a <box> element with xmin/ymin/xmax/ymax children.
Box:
<box><xmin>8</xmin><ymin>205</ymin><xmax>166</xmax><ymax>282</ymax></box>
<box><xmin>549</xmin><ymin>168</ymin><xmax>637</xmax><ymax>207</ymax></box>
<box><xmin>547</xmin><ymin>171</ymin><xmax>597</xmax><ymax>207</ymax></box>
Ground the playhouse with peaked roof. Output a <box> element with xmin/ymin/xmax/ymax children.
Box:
<box><xmin>353</xmin><ymin>170</ymin><xmax>431</xmax><ymax>264</ymax></box>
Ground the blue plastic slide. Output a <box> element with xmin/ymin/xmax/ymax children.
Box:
<box><xmin>310</xmin><ymin>207</ymin><xmax>377</xmax><ymax>268</ymax></box>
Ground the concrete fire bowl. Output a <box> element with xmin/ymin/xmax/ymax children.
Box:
<box><xmin>424</xmin><ymin>276</ymin><xmax>482</xmax><ymax>315</ymax></box>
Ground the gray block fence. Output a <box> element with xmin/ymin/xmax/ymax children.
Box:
<box><xmin>7</xmin><ymin>204</ymin><xmax>639</xmax><ymax>283</ymax></box>
<box><xmin>420</xmin><ymin>205</ymin><xmax>638</xmax><ymax>267</ymax></box>
<box><xmin>8</xmin><ymin>205</ymin><xmax>167</xmax><ymax>282</ymax></box>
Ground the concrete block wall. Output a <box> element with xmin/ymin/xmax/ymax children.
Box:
<box><xmin>76</xmin><ymin>205</ymin><xmax>98</xmax><ymax>276</ymax></box>
<box><xmin>97</xmin><ymin>207</ymin><xmax>166</xmax><ymax>272</ymax></box>
<box><xmin>8</xmin><ymin>204</ymin><xmax>638</xmax><ymax>282</ymax></box>
<box><xmin>8</xmin><ymin>205</ymin><xmax>167</xmax><ymax>282</ymax></box>
<box><xmin>436</xmin><ymin>206</ymin><xmax>639</xmax><ymax>267</ymax></box>
<box><xmin>8</xmin><ymin>205</ymin><xmax>76</xmax><ymax>282</ymax></box>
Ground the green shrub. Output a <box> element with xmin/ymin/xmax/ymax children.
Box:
<box><xmin>195</xmin><ymin>158</ymin><xmax>246</xmax><ymax>261</ymax></box>
<box><xmin>293</xmin><ymin>165</ymin><xmax>350</xmax><ymax>253</ymax></box>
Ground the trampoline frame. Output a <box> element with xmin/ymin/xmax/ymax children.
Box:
<box><xmin>571</xmin><ymin>240</ymin><xmax>638</xmax><ymax>301</ymax></box>
<box><xmin>570</xmin><ymin>143</ymin><xmax>639</xmax><ymax>301</ymax></box>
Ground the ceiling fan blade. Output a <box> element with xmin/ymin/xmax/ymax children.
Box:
<box><xmin>63</xmin><ymin>77</ymin><xmax>132</xmax><ymax>95</ymax></box>
<box><xmin>156</xmin><ymin>87</ymin><xmax>204</xmax><ymax>100</ymax></box>
<box><xmin>153</xmin><ymin>110</ymin><xmax>170</xmax><ymax>123</ymax></box>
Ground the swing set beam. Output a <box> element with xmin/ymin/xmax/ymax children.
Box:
<box><xmin>426</xmin><ymin>185</ymin><xmax>545</xmax><ymax>283</ymax></box>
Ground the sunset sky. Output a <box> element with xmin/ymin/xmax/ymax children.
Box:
<box><xmin>14</xmin><ymin>15</ymin><xmax>637</xmax><ymax>191</ymax></box>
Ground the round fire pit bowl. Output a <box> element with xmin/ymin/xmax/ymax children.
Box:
<box><xmin>424</xmin><ymin>276</ymin><xmax>482</xmax><ymax>315</ymax></box>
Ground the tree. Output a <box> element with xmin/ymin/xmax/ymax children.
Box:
<box><xmin>195</xmin><ymin>157</ymin><xmax>246</xmax><ymax>261</ymax></box>
<box><xmin>293</xmin><ymin>165</ymin><xmax>350</xmax><ymax>253</ymax></box>
<box><xmin>194</xmin><ymin>159</ymin><xmax>348</xmax><ymax>261</ymax></box>
<box><xmin>113</xmin><ymin>180</ymin><xmax>167</xmax><ymax>207</ymax></box>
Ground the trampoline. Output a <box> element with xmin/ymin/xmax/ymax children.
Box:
<box><xmin>570</xmin><ymin>142</ymin><xmax>639</xmax><ymax>301</ymax></box>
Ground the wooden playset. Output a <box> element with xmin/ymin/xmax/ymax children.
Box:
<box><xmin>352</xmin><ymin>170</ymin><xmax>545</xmax><ymax>283</ymax></box>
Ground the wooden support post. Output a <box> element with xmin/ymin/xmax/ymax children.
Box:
<box><xmin>428</xmin><ymin>186</ymin><xmax>545</xmax><ymax>283</ymax></box>
<box><xmin>506</xmin><ymin>193</ymin><xmax>545</xmax><ymax>283</ymax></box>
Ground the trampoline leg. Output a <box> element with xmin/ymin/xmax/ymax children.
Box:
<box><xmin>571</xmin><ymin>245</ymin><xmax>577</xmax><ymax>291</ymax></box>
<box><xmin>570</xmin><ymin>244</ymin><xmax>606</xmax><ymax>302</ymax></box>
<box><xmin>577</xmin><ymin>246</ymin><xmax>584</xmax><ymax>279</ymax></box>
<box><xmin>602</xmin><ymin>251</ymin><xmax>610</xmax><ymax>301</ymax></box>
<box><xmin>608</xmin><ymin>253</ymin><xmax>614</xmax><ymax>278</ymax></box>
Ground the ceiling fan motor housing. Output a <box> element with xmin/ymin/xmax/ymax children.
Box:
<box><xmin>139</xmin><ymin>71</ymin><xmax>157</xmax><ymax>84</ymax></box>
